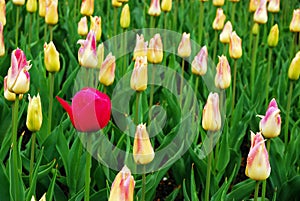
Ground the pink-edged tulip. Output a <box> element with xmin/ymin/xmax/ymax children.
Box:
<box><xmin>215</xmin><ymin>55</ymin><xmax>231</xmax><ymax>89</ymax></box>
<box><xmin>120</xmin><ymin>4</ymin><xmax>130</xmax><ymax>28</ymax></box>
<box><xmin>56</xmin><ymin>87</ymin><xmax>111</xmax><ymax>132</ymax></box>
<box><xmin>148</xmin><ymin>0</ymin><xmax>161</xmax><ymax>16</ymax></box>
<box><xmin>267</xmin><ymin>0</ymin><xmax>280</xmax><ymax>13</ymax></box>
<box><xmin>39</xmin><ymin>0</ymin><xmax>46</xmax><ymax>17</ymax></box>
<box><xmin>133</xmin><ymin>34</ymin><xmax>148</xmax><ymax>61</ymax></box>
<box><xmin>192</xmin><ymin>46</ymin><xmax>208</xmax><ymax>76</ymax></box>
<box><xmin>4</xmin><ymin>76</ymin><xmax>23</xmax><ymax>101</ymax></box>
<box><xmin>177</xmin><ymin>32</ymin><xmax>191</xmax><ymax>58</ymax></box>
<box><xmin>267</xmin><ymin>24</ymin><xmax>279</xmax><ymax>47</ymax></box>
<box><xmin>99</xmin><ymin>53</ymin><xmax>116</xmax><ymax>86</ymax></box>
<box><xmin>78</xmin><ymin>16</ymin><xmax>88</xmax><ymax>36</ymax></box>
<box><xmin>213</xmin><ymin>0</ymin><xmax>224</xmax><ymax>7</ymax></box>
<box><xmin>112</xmin><ymin>0</ymin><xmax>122</xmax><ymax>7</ymax></box>
<box><xmin>12</xmin><ymin>0</ymin><xmax>25</xmax><ymax>6</ymax></box>
<box><xmin>257</xmin><ymin>98</ymin><xmax>281</xmax><ymax>138</ymax></box>
<box><xmin>229</xmin><ymin>31</ymin><xmax>242</xmax><ymax>59</ymax></box>
<box><xmin>290</xmin><ymin>9</ymin><xmax>300</xmax><ymax>33</ymax></box>
<box><xmin>245</xmin><ymin>132</ymin><xmax>271</xmax><ymax>181</ymax></box>
<box><xmin>133</xmin><ymin>123</ymin><xmax>155</xmax><ymax>164</ymax></box>
<box><xmin>0</xmin><ymin>22</ymin><xmax>4</xmax><ymax>57</ymax></box>
<box><xmin>288</xmin><ymin>51</ymin><xmax>300</xmax><ymax>80</ymax></box>
<box><xmin>90</xmin><ymin>16</ymin><xmax>102</xmax><ymax>41</ymax></box>
<box><xmin>220</xmin><ymin>21</ymin><xmax>233</xmax><ymax>44</ymax></box>
<box><xmin>202</xmin><ymin>92</ymin><xmax>221</xmax><ymax>131</ymax></box>
<box><xmin>26</xmin><ymin>0</ymin><xmax>37</xmax><ymax>13</ymax></box>
<box><xmin>44</xmin><ymin>41</ymin><xmax>60</xmax><ymax>72</ymax></box>
<box><xmin>80</xmin><ymin>0</ymin><xmax>94</xmax><ymax>16</ymax></box>
<box><xmin>26</xmin><ymin>94</ymin><xmax>43</xmax><ymax>132</ymax></box>
<box><xmin>0</xmin><ymin>0</ymin><xmax>6</xmax><ymax>26</ymax></box>
<box><xmin>212</xmin><ymin>8</ymin><xmax>226</xmax><ymax>31</ymax></box>
<box><xmin>77</xmin><ymin>31</ymin><xmax>98</xmax><ymax>68</ymax></box>
<box><xmin>254</xmin><ymin>0</ymin><xmax>268</xmax><ymax>24</ymax></box>
<box><xmin>108</xmin><ymin>165</ymin><xmax>135</xmax><ymax>201</ymax></box>
<box><xmin>147</xmin><ymin>33</ymin><xmax>163</xmax><ymax>64</ymax></box>
<box><xmin>7</xmin><ymin>48</ymin><xmax>31</xmax><ymax>94</ymax></box>
<box><xmin>130</xmin><ymin>56</ymin><xmax>148</xmax><ymax>92</ymax></box>
<box><xmin>45</xmin><ymin>0</ymin><xmax>58</xmax><ymax>25</ymax></box>
<box><xmin>249</xmin><ymin>0</ymin><xmax>260</xmax><ymax>12</ymax></box>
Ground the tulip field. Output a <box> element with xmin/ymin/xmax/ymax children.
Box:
<box><xmin>1</xmin><ymin>0</ymin><xmax>300</xmax><ymax>200</ymax></box>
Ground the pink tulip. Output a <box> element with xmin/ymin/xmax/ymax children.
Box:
<box><xmin>56</xmin><ymin>87</ymin><xmax>111</xmax><ymax>132</ymax></box>
<box><xmin>77</xmin><ymin>31</ymin><xmax>98</xmax><ymax>68</ymax></box>
<box><xmin>191</xmin><ymin>46</ymin><xmax>208</xmax><ymax>76</ymax></box>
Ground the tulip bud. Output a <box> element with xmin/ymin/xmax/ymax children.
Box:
<box><xmin>118</xmin><ymin>0</ymin><xmax>128</xmax><ymax>2</ymax></box>
<box><xmin>147</xmin><ymin>33</ymin><xmax>163</xmax><ymax>64</ymax></box>
<box><xmin>108</xmin><ymin>165</ymin><xmax>135</xmax><ymax>201</ymax></box>
<box><xmin>288</xmin><ymin>51</ymin><xmax>300</xmax><ymax>80</ymax></box>
<box><xmin>213</xmin><ymin>0</ymin><xmax>224</xmax><ymax>7</ymax></box>
<box><xmin>133</xmin><ymin>124</ymin><xmax>155</xmax><ymax>165</ymax></box>
<box><xmin>0</xmin><ymin>22</ymin><xmax>4</xmax><ymax>57</ymax></box>
<box><xmin>133</xmin><ymin>34</ymin><xmax>148</xmax><ymax>60</ymax></box>
<box><xmin>252</xmin><ymin>22</ymin><xmax>260</xmax><ymax>35</ymax></box>
<box><xmin>99</xmin><ymin>53</ymin><xmax>116</xmax><ymax>86</ymax></box>
<box><xmin>26</xmin><ymin>94</ymin><xmax>43</xmax><ymax>132</ymax></box>
<box><xmin>245</xmin><ymin>132</ymin><xmax>271</xmax><ymax>181</ymax></box>
<box><xmin>257</xmin><ymin>98</ymin><xmax>281</xmax><ymax>138</ymax></box>
<box><xmin>80</xmin><ymin>0</ymin><xmax>94</xmax><ymax>16</ymax></box>
<box><xmin>97</xmin><ymin>43</ymin><xmax>104</xmax><ymax>68</ymax></box>
<box><xmin>130</xmin><ymin>56</ymin><xmax>148</xmax><ymax>92</ymax></box>
<box><xmin>78</xmin><ymin>16</ymin><xmax>88</xmax><ymax>36</ymax></box>
<box><xmin>0</xmin><ymin>0</ymin><xmax>6</xmax><ymax>26</ymax></box>
<box><xmin>44</xmin><ymin>41</ymin><xmax>60</xmax><ymax>72</ymax></box>
<box><xmin>161</xmin><ymin>0</ymin><xmax>172</xmax><ymax>12</ymax></box>
<box><xmin>267</xmin><ymin>24</ymin><xmax>279</xmax><ymax>47</ymax></box>
<box><xmin>39</xmin><ymin>0</ymin><xmax>46</xmax><ymax>17</ymax></box>
<box><xmin>215</xmin><ymin>55</ymin><xmax>231</xmax><ymax>89</ymax></box>
<box><xmin>249</xmin><ymin>0</ymin><xmax>260</xmax><ymax>12</ymax></box>
<box><xmin>267</xmin><ymin>0</ymin><xmax>280</xmax><ymax>13</ymax></box>
<box><xmin>148</xmin><ymin>0</ymin><xmax>161</xmax><ymax>16</ymax></box>
<box><xmin>289</xmin><ymin>9</ymin><xmax>300</xmax><ymax>33</ymax></box>
<box><xmin>7</xmin><ymin>48</ymin><xmax>31</xmax><ymax>94</ymax></box>
<box><xmin>120</xmin><ymin>4</ymin><xmax>130</xmax><ymax>29</ymax></box>
<box><xmin>254</xmin><ymin>0</ymin><xmax>268</xmax><ymax>24</ymax></box>
<box><xmin>229</xmin><ymin>0</ymin><xmax>240</xmax><ymax>2</ymax></box>
<box><xmin>13</xmin><ymin>0</ymin><xmax>25</xmax><ymax>6</ymax></box>
<box><xmin>26</xmin><ymin>0</ymin><xmax>37</xmax><ymax>13</ymax></box>
<box><xmin>112</xmin><ymin>0</ymin><xmax>122</xmax><ymax>7</ymax></box>
<box><xmin>202</xmin><ymin>92</ymin><xmax>221</xmax><ymax>131</ymax></box>
<box><xmin>45</xmin><ymin>0</ymin><xmax>58</xmax><ymax>25</ymax></box>
<box><xmin>229</xmin><ymin>31</ymin><xmax>242</xmax><ymax>59</ymax></box>
<box><xmin>90</xmin><ymin>16</ymin><xmax>102</xmax><ymax>41</ymax></box>
<box><xmin>177</xmin><ymin>32</ymin><xmax>191</xmax><ymax>58</ymax></box>
<box><xmin>192</xmin><ymin>46</ymin><xmax>208</xmax><ymax>76</ymax></box>
<box><xmin>220</xmin><ymin>21</ymin><xmax>233</xmax><ymax>44</ymax></box>
<box><xmin>212</xmin><ymin>8</ymin><xmax>226</xmax><ymax>31</ymax></box>
<box><xmin>77</xmin><ymin>31</ymin><xmax>98</xmax><ymax>68</ymax></box>
<box><xmin>4</xmin><ymin>76</ymin><xmax>23</xmax><ymax>101</ymax></box>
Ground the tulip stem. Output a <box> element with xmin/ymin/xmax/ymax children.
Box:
<box><xmin>284</xmin><ymin>81</ymin><xmax>293</xmax><ymax>147</ymax></box>
<box><xmin>44</xmin><ymin>23</ymin><xmax>47</xmax><ymax>42</ymax></box>
<box><xmin>231</xmin><ymin>59</ymin><xmax>237</xmax><ymax>115</ymax></box>
<box><xmin>113</xmin><ymin>7</ymin><xmax>117</xmax><ymax>36</ymax></box>
<box><xmin>15</xmin><ymin>6</ymin><xmax>20</xmax><ymax>47</ymax></box>
<box><xmin>135</xmin><ymin>92</ymin><xmax>141</xmax><ymax>125</ymax></box>
<box><xmin>231</xmin><ymin>2</ymin><xmax>236</xmax><ymax>26</ymax></box>
<box><xmin>173</xmin><ymin>0</ymin><xmax>179</xmax><ymax>30</ymax></box>
<box><xmin>205</xmin><ymin>134</ymin><xmax>213</xmax><ymax>201</ymax></box>
<box><xmin>47</xmin><ymin>73</ymin><xmax>55</xmax><ymax>136</ymax></box>
<box><xmin>148</xmin><ymin>65</ymin><xmax>156</xmax><ymax>125</ymax></box>
<box><xmin>251</xmin><ymin>29</ymin><xmax>259</xmax><ymax>98</ymax></box>
<box><xmin>29</xmin><ymin>132</ymin><xmax>36</xmax><ymax>186</ymax></box>
<box><xmin>213</xmin><ymin>30</ymin><xmax>218</xmax><ymax>63</ymax></box>
<box><xmin>261</xmin><ymin>139</ymin><xmax>271</xmax><ymax>201</ymax></box>
<box><xmin>84</xmin><ymin>137</ymin><xmax>92</xmax><ymax>201</ymax></box>
<box><xmin>194</xmin><ymin>75</ymin><xmax>199</xmax><ymax>97</ymax></box>
<box><xmin>74</xmin><ymin>0</ymin><xmax>77</xmax><ymax>19</ymax></box>
<box><xmin>29</xmin><ymin>14</ymin><xmax>33</xmax><ymax>48</ymax></box>
<box><xmin>141</xmin><ymin>166</ymin><xmax>146</xmax><ymax>201</ymax></box>
<box><xmin>180</xmin><ymin>59</ymin><xmax>185</xmax><ymax>106</ymax></box>
<box><xmin>254</xmin><ymin>181</ymin><xmax>260</xmax><ymax>201</ymax></box>
<box><xmin>198</xmin><ymin>1</ymin><xmax>204</xmax><ymax>45</ymax></box>
<box><xmin>223</xmin><ymin>43</ymin><xmax>227</xmax><ymax>55</ymax></box>
<box><xmin>122</xmin><ymin>28</ymin><xmax>127</xmax><ymax>76</ymax></box>
<box><xmin>265</xmin><ymin>48</ymin><xmax>273</xmax><ymax>107</ymax></box>
<box><xmin>49</xmin><ymin>25</ymin><xmax>53</xmax><ymax>41</ymax></box>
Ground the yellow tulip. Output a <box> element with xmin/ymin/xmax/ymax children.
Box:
<box><xmin>220</xmin><ymin>21</ymin><xmax>233</xmax><ymax>44</ymax></box>
<box><xmin>120</xmin><ymin>4</ymin><xmax>130</xmax><ymax>28</ymax></box>
<box><xmin>267</xmin><ymin>24</ymin><xmax>279</xmax><ymax>47</ymax></box>
<box><xmin>147</xmin><ymin>33</ymin><xmax>163</xmax><ymax>64</ymax></box>
<box><xmin>229</xmin><ymin>31</ymin><xmax>242</xmax><ymax>59</ymax></box>
<box><xmin>44</xmin><ymin>41</ymin><xmax>60</xmax><ymax>72</ymax></box>
<box><xmin>99</xmin><ymin>53</ymin><xmax>116</xmax><ymax>86</ymax></box>
<box><xmin>289</xmin><ymin>9</ymin><xmax>300</xmax><ymax>32</ymax></box>
<box><xmin>26</xmin><ymin>94</ymin><xmax>43</xmax><ymax>132</ymax></box>
<box><xmin>80</xmin><ymin>0</ymin><xmax>94</xmax><ymax>16</ymax></box>
<box><xmin>212</xmin><ymin>8</ymin><xmax>226</xmax><ymax>31</ymax></box>
<box><xmin>161</xmin><ymin>0</ymin><xmax>172</xmax><ymax>12</ymax></box>
<box><xmin>148</xmin><ymin>0</ymin><xmax>161</xmax><ymax>16</ymax></box>
<box><xmin>177</xmin><ymin>32</ymin><xmax>191</xmax><ymax>58</ymax></box>
<box><xmin>254</xmin><ymin>0</ymin><xmax>268</xmax><ymax>24</ymax></box>
<box><xmin>39</xmin><ymin>0</ymin><xmax>46</xmax><ymax>17</ymax></box>
<box><xmin>202</xmin><ymin>92</ymin><xmax>221</xmax><ymax>131</ymax></box>
<box><xmin>45</xmin><ymin>0</ymin><xmax>58</xmax><ymax>25</ymax></box>
<box><xmin>90</xmin><ymin>16</ymin><xmax>102</xmax><ymax>41</ymax></box>
<box><xmin>26</xmin><ymin>0</ymin><xmax>37</xmax><ymax>13</ymax></box>
<box><xmin>130</xmin><ymin>56</ymin><xmax>148</xmax><ymax>92</ymax></box>
<box><xmin>0</xmin><ymin>0</ymin><xmax>6</xmax><ymax>26</ymax></box>
<box><xmin>215</xmin><ymin>55</ymin><xmax>231</xmax><ymax>89</ymax></box>
<box><xmin>288</xmin><ymin>51</ymin><xmax>300</xmax><ymax>80</ymax></box>
<box><xmin>78</xmin><ymin>16</ymin><xmax>88</xmax><ymax>36</ymax></box>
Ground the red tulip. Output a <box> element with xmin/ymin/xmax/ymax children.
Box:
<box><xmin>56</xmin><ymin>87</ymin><xmax>111</xmax><ymax>132</ymax></box>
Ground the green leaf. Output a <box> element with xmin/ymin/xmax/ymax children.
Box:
<box><xmin>226</xmin><ymin>179</ymin><xmax>256</xmax><ymax>201</ymax></box>
<box><xmin>0</xmin><ymin>161</ymin><xmax>10</xmax><ymax>200</ymax></box>
<box><xmin>165</xmin><ymin>186</ymin><xmax>181</xmax><ymax>201</ymax></box>
<box><xmin>277</xmin><ymin>175</ymin><xmax>300</xmax><ymax>201</ymax></box>
<box><xmin>191</xmin><ymin>164</ymin><xmax>199</xmax><ymax>201</ymax></box>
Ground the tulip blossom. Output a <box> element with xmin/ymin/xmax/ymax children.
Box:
<box><xmin>78</xmin><ymin>16</ymin><xmax>88</xmax><ymax>36</ymax></box>
<box><xmin>252</xmin><ymin>22</ymin><xmax>259</xmax><ymax>35</ymax></box>
<box><xmin>97</xmin><ymin>43</ymin><xmax>104</xmax><ymax>68</ymax></box>
<box><xmin>120</xmin><ymin>4</ymin><xmax>130</xmax><ymax>28</ymax></box>
<box><xmin>289</xmin><ymin>9</ymin><xmax>300</xmax><ymax>33</ymax></box>
<box><xmin>177</xmin><ymin>32</ymin><xmax>191</xmax><ymax>58</ymax></box>
<box><xmin>44</xmin><ymin>41</ymin><xmax>60</xmax><ymax>72</ymax></box>
<box><xmin>215</xmin><ymin>55</ymin><xmax>231</xmax><ymax>89</ymax></box>
<box><xmin>108</xmin><ymin>165</ymin><xmax>135</xmax><ymax>201</ymax></box>
<box><xmin>133</xmin><ymin>124</ymin><xmax>155</xmax><ymax>165</ymax></box>
<box><xmin>288</xmin><ymin>51</ymin><xmax>300</xmax><ymax>80</ymax></box>
<box><xmin>0</xmin><ymin>0</ymin><xmax>6</xmax><ymax>26</ymax></box>
<box><xmin>254</xmin><ymin>0</ymin><xmax>267</xmax><ymax>24</ymax></box>
<box><xmin>77</xmin><ymin>31</ymin><xmax>98</xmax><ymax>68</ymax></box>
<box><xmin>80</xmin><ymin>0</ymin><xmax>94</xmax><ymax>16</ymax></box>
<box><xmin>90</xmin><ymin>16</ymin><xmax>102</xmax><ymax>41</ymax></box>
<box><xmin>4</xmin><ymin>76</ymin><xmax>23</xmax><ymax>101</ymax></box>
<box><xmin>0</xmin><ymin>22</ymin><xmax>4</xmax><ymax>57</ymax></box>
<box><xmin>161</xmin><ymin>0</ymin><xmax>172</xmax><ymax>12</ymax></box>
<box><xmin>229</xmin><ymin>31</ymin><xmax>242</xmax><ymax>59</ymax></box>
<box><xmin>245</xmin><ymin>132</ymin><xmax>271</xmax><ymax>181</ymax></box>
<box><xmin>99</xmin><ymin>53</ymin><xmax>116</xmax><ymax>86</ymax></box>
<box><xmin>12</xmin><ymin>0</ymin><xmax>25</xmax><ymax>6</ymax></box>
<box><xmin>267</xmin><ymin>0</ymin><xmax>280</xmax><ymax>13</ymax></box>
<box><xmin>26</xmin><ymin>0</ymin><xmax>37</xmax><ymax>13</ymax></box>
<box><xmin>133</xmin><ymin>34</ymin><xmax>148</xmax><ymax>61</ymax></box>
<box><xmin>220</xmin><ymin>21</ymin><xmax>233</xmax><ymax>44</ymax></box>
<box><xmin>148</xmin><ymin>0</ymin><xmax>161</xmax><ymax>16</ymax></box>
<box><xmin>267</xmin><ymin>24</ymin><xmax>279</xmax><ymax>47</ymax></box>
<box><xmin>112</xmin><ymin>0</ymin><xmax>122</xmax><ymax>7</ymax></box>
<box><xmin>56</xmin><ymin>87</ymin><xmax>111</xmax><ymax>132</ymax></box>
<box><xmin>147</xmin><ymin>33</ymin><xmax>163</xmax><ymax>64</ymax></box>
<box><xmin>7</xmin><ymin>48</ymin><xmax>31</xmax><ymax>94</ymax></box>
<box><xmin>202</xmin><ymin>92</ymin><xmax>221</xmax><ymax>131</ymax></box>
<box><xmin>249</xmin><ymin>0</ymin><xmax>260</xmax><ymax>12</ymax></box>
<box><xmin>39</xmin><ymin>0</ymin><xmax>46</xmax><ymax>17</ymax></box>
<box><xmin>45</xmin><ymin>0</ymin><xmax>58</xmax><ymax>25</ymax></box>
<box><xmin>26</xmin><ymin>94</ymin><xmax>43</xmax><ymax>132</ymax></box>
<box><xmin>130</xmin><ymin>56</ymin><xmax>148</xmax><ymax>92</ymax></box>
<box><xmin>118</xmin><ymin>0</ymin><xmax>128</xmax><ymax>2</ymax></box>
<box><xmin>213</xmin><ymin>0</ymin><xmax>224</xmax><ymax>7</ymax></box>
<box><xmin>191</xmin><ymin>46</ymin><xmax>208</xmax><ymax>76</ymax></box>
<box><xmin>212</xmin><ymin>8</ymin><xmax>226</xmax><ymax>31</ymax></box>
